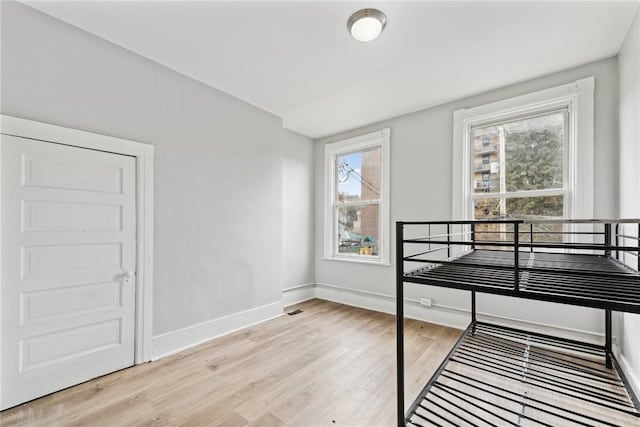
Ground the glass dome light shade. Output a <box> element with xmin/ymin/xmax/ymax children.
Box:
<box><xmin>347</xmin><ymin>9</ymin><xmax>387</xmax><ymax>42</ymax></box>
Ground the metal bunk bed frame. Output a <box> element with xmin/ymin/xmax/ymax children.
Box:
<box><xmin>396</xmin><ymin>219</ymin><xmax>640</xmax><ymax>427</ymax></box>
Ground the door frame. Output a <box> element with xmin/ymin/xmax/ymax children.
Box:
<box><xmin>0</xmin><ymin>114</ymin><xmax>154</xmax><ymax>364</ymax></box>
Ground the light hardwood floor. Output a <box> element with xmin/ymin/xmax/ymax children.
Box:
<box><xmin>0</xmin><ymin>299</ymin><xmax>462</xmax><ymax>427</ymax></box>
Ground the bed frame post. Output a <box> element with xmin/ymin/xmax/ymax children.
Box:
<box><xmin>514</xmin><ymin>222</ymin><xmax>520</xmax><ymax>292</ymax></box>
<box><xmin>470</xmin><ymin>223</ymin><xmax>476</xmax><ymax>250</ymax></box>
<box><xmin>396</xmin><ymin>221</ymin><xmax>405</xmax><ymax>427</ymax></box>
<box><xmin>446</xmin><ymin>224</ymin><xmax>451</xmax><ymax>259</ymax></box>
<box><xmin>605</xmin><ymin>309</ymin><xmax>613</xmax><ymax>369</ymax></box>
<box><xmin>604</xmin><ymin>223</ymin><xmax>612</xmax><ymax>257</ymax></box>
<box><xmin>470</xmin><ymin>221</ymin><xmax>477</xmax><ymax>335</ymax></box>
<box><xmin>471</xmin><ymin>291</ymin><xmax>477</xmax><ymax>335</ymax></box>
<box><xmin>615</xmin><ymin>224</ymin><xmax>620</xmax><ymax>261</ymax></box>
<box><xmin>604</xmin><ymin>222</ymin><xmax>613</xmax><ymax>369</ymax></box>
<box><xmin>529</xmin><ymin>223</ymin><xmax>534</xmax><ymax>252</ymax></box>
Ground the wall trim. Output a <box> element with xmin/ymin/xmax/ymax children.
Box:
<box><xmin>282</xmin><ymin>283</ymin><xmax>316</xmax><ymax>307</ymax></box>
<box><xmin>151</xmin><ymin>300</ymin><xmax>284</xmax><ymax>360</ymax></box>
<box><xmin>315</xmin><ymin>283</ymin><xmax>468</xmax><ymax>330</ymax></box>
<box><xmin>0</xmin><ymin>114</ymin><xmax>155</xmax><ymax>364</ymax></box>
<box><xmin>282</xmin><ymin>283</ymin><xmax>316</xmax><ymax>292</ymax></box>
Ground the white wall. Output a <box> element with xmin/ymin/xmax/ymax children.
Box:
<box><xmin>617</xmin><ymin>8</ymin><xmax>640</xmax><ymax>396</ymax></box>
<box><xmin>315</xmin><ymin>57</ymin><xmax>620</xmax><ymax>334</ymax></box>
<box><xmin>0</xmin><ymin>2</ymin><xmax>299</xmax><ymax>356</ymax></box>
<box><xmin>281</xmin><ymin>129</ymin><xmax>315</xmax><ymax>305</ymax></box>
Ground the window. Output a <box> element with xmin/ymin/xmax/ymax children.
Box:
<box><xmin>471</xmin><ymin>110</ymin><xmax>567</xmax><ymax>220</ymax></box>
<box><xmin>324</xmin><ymin>129</ymin><xmax>390</xmax><ymax>264</ymax></box>
<box><xmin>453</xmin><ymin>77</ymin><xmax>595</xmax><ymax>223</ymax></box>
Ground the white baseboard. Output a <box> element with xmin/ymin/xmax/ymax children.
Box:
<box><xmin>313</xmin><ymin>283</ymin><xmax>604</xmax><ymax>343</ymax></box>
<box><xmin>282</xmin><ymin>283</ymin><xmax>316</xmax><ymax>307</ymax></box>
<box><xmin>315</xmin><ymin>283</ymin><xmax>469</xmax><ymax>329</ymax></box>
<box><xmin>152</xmin><ymin>301</ymin><xmax>284</xmax><ymax>360</ymax></box>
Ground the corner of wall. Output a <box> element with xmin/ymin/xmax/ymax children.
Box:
<box><xmin>282</xmin><ymin>283</ymin><xmax>316</xmax><ymax>307</ymax></box>
<box><xmin>616</xmin><ymin>4</ymin><xmax>640</xmax><ymax>397</ymax></box>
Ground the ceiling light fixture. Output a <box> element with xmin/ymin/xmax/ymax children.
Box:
<box><xmin>347</xmin><ymin>8</ymin><xmax>387</xmax><ymax>42</ymax></box>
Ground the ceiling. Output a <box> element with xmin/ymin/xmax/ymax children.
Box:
<box><xmin>25</xmin><ymin>1</ymin><xmax>639</xmax><ymax>139</ymax></box>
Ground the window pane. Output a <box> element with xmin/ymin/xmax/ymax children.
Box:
<box><xmin>336</xmin><ymin>147</ymin><xmax>381</xmax><ymax>203</ymax></box>
<box><xmin>504</xmin><ymin>114</ymin><xmax>564</xmax><ymax>192</ymax></box>
<box><xmin>337</xmin><ymin>204</ymin><xmax>379</xmax><ymax>256</ymax></box>
<box><xmin>474</xmin><ymin>197</ymin><xmax>502</xmax><ymax>220</ymax></box>
<box><xmin>472</xmin><ymin>199</ymin><xmax>510</xmax><ymax>243</ymax></box>
<box><xmin>473</xmin><ymin>196</ymin><xmax>563</xmax><ymax>243</ymax></box>
<box><xmin>505</xmin><ymin>195</ymin><xmax>563</xmax><ymax>219</ymax></box>
<box><xmin>472</xmin><ymin>112</ymin><xmax>565</xmax><ymax>194</ymax></box>
<box><xmin>471</xmin><ymin>130</ymin><xmax>500</xmax><ymax>194</ymax></box>
<box><xmin>474</xmin><ymin>195</ymin><xmax>563</xmax><ymax>220</ymax></box>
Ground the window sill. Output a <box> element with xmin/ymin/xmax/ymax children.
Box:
<box><xmin>322</xmin><ymin>256</ymin><xmax>391</xmax><ymax>267</ymax></box>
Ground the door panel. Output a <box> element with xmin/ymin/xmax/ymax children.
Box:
<box><xmin>23</xmin><ymin>200</ymin><xmax>123</xmax><ymax>232</ymax></box>
<box><xmin>23</xmin><ymin>242</ymin><xmax>123</xmax><ymax>276</ymax></box>
<box><xmin>1</xmin><ymin>134</ymin><xmax>136</xmax><ymax>410</ymax></box>
<box><xmin>23</xmin><ymin>155</ymin><xmax>124</xmax><ymax>193</ymax></box>
<box><xmin>21</xmin><ymin>281</ymin><xmax>122</xmax><ymax>322</ymax></box>
<box><xmin>21</xmin><ymin>319</ymin><xmax>123</xmax><ymax>371</ymax></box>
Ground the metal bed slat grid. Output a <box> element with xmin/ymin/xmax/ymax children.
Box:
<box><xmin>406</xmin><ymin>323</ymin><xmax>640</xmax><ymax>427</ymax></box>
<box><xmin>406</xmin><ymin>253</ymin><xmax>637</xmax><ymax>278</ymax></box>
<box><xmin>404</xmin><ymin>250</ymin><xmax>640</xmax><ymax>313</ymax></box>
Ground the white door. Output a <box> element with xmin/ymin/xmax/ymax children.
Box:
<box><xmin>0</xmin><ymin>134</ymin><xmax>137</xmax><ymax>410</ymax></box>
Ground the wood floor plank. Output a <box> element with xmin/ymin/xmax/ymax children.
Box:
<box><xmin>0</xmin><ymin>300</ymin><xmax>461</xmax><ymax>427</ymax></box>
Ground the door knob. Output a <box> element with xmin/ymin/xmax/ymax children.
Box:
<box><xmin>119</xmin><ymin>270</ymin><xmax>135</xmax><ymax>285</ymax></box>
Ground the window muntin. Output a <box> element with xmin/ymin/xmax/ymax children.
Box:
<box><xmin>324</xmin><ymin>129</ymin><xmax>390</xmax><ymax>264</ymax></box>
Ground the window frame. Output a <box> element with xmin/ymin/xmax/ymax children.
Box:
<box><xmin>323</xmin><ymin>128</ymin><xmax>391</xmax><ymax>265</ymax></box>
<box><xmin>452</xmin><ymin>77</ymin><xmax>594</xmax><ymax>221</ymax></box>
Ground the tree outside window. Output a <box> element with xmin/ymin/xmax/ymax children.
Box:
<box><xmin>471</xmin><ymin>112</ymin><xmax>567</xmax><ymax>241</ymax></box>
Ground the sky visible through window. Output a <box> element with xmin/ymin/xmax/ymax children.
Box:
<box><xmin>337</xmin><ymin>151</ymin><xmax>363</xmax><ymax>198</ymax></box>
